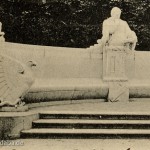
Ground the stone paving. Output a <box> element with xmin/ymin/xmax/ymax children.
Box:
<box><xmin>30</xmin><ymin>100</ymin><xmax>150</xmax><ymax>114</ymax></box>
<box><xmin>1</xmin><ymin>100</ymin><xmax>150</xmax><ymax>117</ymax></box>
<box><xmin>0</xmin><ymin>139</ymin><xmax>150</xmax><ymax>150</ymax></box>
<box><xmin>1</xmin><ymin>101</ymin><xmax>150</xmax><ymax>150</ymax></box>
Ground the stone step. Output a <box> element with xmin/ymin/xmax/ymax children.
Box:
<box><xmin>39</xmin><ymin>112</ymin><xmax>150</xmax><ymax>120</ymax></box>
<box><xmin>32</xmin><ymin>119</ymin><xmax>150</xmax><ymax>129</ymax></box>
<box><xmin>33</xmin><ymin>119</ymin><xmax>150</xmax><ymax>129</ymax></box>
<box><xmin>21</xmin><ymin>128</ymin><xmax>150</xmax><ymax>138</ymax></box>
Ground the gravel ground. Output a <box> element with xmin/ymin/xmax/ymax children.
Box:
<box><xmin>30</xmin><ymin>101</ymin><xmax>150</xmax><ymax>113</ymax></box>
<box><xmin>0</xmin><ymin>139</ymin><xmax>150</xmax><ymax>150</ymax></box>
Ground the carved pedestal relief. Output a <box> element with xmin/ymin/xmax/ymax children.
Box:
<box><xmin>103</xmin><ymin>46</ymin><xmax>128</xmax><ymax>81</ymax></box>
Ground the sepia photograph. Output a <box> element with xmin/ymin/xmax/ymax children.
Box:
<box><xmin>0</xmin><ymin>0</ymin><xmax>150</xmax><ymax>149</ymax></box>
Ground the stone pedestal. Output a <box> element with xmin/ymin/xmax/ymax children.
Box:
<box><xmin>103</xmin><ymin>46</ymin><xmax>129</xmax><ymax>102</ymax></box>
<box><xmin>108</xmin><ymin>82</ymin><xmax>129</xmax><ymax>102</ymax></box>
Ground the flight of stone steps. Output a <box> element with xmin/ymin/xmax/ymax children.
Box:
<box><xmin>21</xmin><ymin>112</ymin><xmax>150</xmax><ymax>138</ymax></box>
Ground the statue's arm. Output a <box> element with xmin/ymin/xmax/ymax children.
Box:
<box><xmin>123</xmin><ymin>21</ymin><xmax>137</xmax><ymax>50</ymax></box>
<box><xmin>125</xmin><ymin>32</ymin><xmax>137</xmax><ymax>43</ymax></box>
<box><xmin>124</xmin><ymin>21</ymin><xmax>137</xmax><ymax>43</ymax></box>
<box><xmin>101</xmin><ymin>20</ymin><xmax>110</xmax><ymax>45</ymax></box>
<box><xmin>97</xmin><ymin>20</ymin><xmax>110</xmax><ymax>46</ymax></box>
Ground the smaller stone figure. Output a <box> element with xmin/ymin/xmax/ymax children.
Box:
<box><xmin>0</xmin><ymin>54</ymin><xmax>36</xmax><ymax>109</ymax></box>
<box><xmin>0</xmin><ymin>22</ymin><xmax>5</xmax><ymax>42</ymax></box>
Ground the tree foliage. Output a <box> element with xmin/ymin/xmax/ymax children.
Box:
<box><xmin>0</xmin><ymin>0</ymin><xmax>149</xmax><ymax>50</ymax></box>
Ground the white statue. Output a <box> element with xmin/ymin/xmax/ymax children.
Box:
<box><xmin>0</xmin><ymin>54</ymin><xmax>36</xmax><ymax>108</ymax></box>
<box><xmin>0</xmin><ymin>22</ymin><xmax>5</xmax><ymax>42</ymax></box>
<box><xmin>100</xmin><ymin>7</ymin><xmax>137</xmax><ymax>102</ymax></box>
<box><xmin>98</xmin><ymin>7</ymin><xmax>137</xmax><ymax>50</ymax></box>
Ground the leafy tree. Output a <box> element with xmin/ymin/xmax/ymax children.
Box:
<box><xmin>0</xmin><ymin>0</ymin><xmax>149</xmax><ymax>50</ymax></box>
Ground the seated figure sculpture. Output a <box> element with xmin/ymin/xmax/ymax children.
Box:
<box><xmin>98</xmin><ymin>7</ymin><xmax>137</xmax><ymax>50</ymax></box>
<box><xmin>99</xmin><ymin>7</ymin><xmax>138</xmax><ymax>102</ymax></box>
<box><xmin>101</xmin><ymin>7</ymin><xmax>138</xmax><ymax>81</ymax></box>
<box><xmin>0</xmin><ymin>22</ymin><xmax>5</xmax><ymax>42</ymax></box>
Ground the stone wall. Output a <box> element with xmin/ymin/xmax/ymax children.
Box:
<box><xmin>1</xmin><ymin>42</ymin><xmax>103</xmax><ymax>79</ymax></box>
<box><xmin>1</xmin><ymin>42</ymin><xmax>150</xmax><ymax>81</ymax></box>
<box><xmin>1</xmin><ymin>42</ymin><xmax>150</xmax><ymax>102</ymax></box>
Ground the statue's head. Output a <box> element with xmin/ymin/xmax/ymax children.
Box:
<box><xmin>111</xmin><ymin>7</ymin><xmax>121</xmax><ymax>19</ymax></box>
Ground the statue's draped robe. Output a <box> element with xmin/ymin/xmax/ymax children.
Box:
<box><xmin>102</xmin><ymin>18</ymin><xmax>136</xmax><ymax>47</ymax></box>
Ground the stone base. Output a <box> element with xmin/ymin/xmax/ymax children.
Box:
<box><xmin>0</xmin><ymin>105</ymin><xmax>29</xmax><ymax>112</ymax></box>
<box><xmin>0</xmin><ymin>112</ymin><xmax>39</xmax><ymax>140</ymax></box>
<box><xmin>0</xmin><ymin>34</ymin><xmax>5</xmax><ymax>42</ymax></box>
<box><xmin>108</xmin><ymin>82</ymin><xmax>129</xmax><ymax>102</ymax></box>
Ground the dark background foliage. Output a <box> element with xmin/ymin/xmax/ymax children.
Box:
<box><xmin>0</xmin><ymin>0</ymin><xmax>149</xmax><ymax>50</ymax></box>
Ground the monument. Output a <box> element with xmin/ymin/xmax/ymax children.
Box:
<box><xmin>99</xmin><ymin>7</ymin><xmax>137</xmax><ymax>102</ymax></box>
<box><xmin>0</xmin><ymin>5</ymin><xmax>150</xmax><ymax>140</ymax></box>
<box><xmin>0</xmin><ymin>7</ymin><xmax>138</xmax><ymax>110</ymax></box>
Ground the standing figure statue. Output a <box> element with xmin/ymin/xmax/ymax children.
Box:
<box><xmin>0</xmin><ymin>22</ymin><xmax>5</xmax><ymax>42</ymax></box>
<box><xmin>98</xmin><ymin>7</ymin><xmax>137</xmax><ymax>50</ymax></box>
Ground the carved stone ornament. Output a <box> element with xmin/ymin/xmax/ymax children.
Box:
<box><xmin>0</xmin><ymin>54</ymin><xmax>36</xmax><ymax>110</ymax></box>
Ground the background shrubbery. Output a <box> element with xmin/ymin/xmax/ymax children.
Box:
<box><xmin>0</xmin><ymin>0</ymin><xmax>149</xmax><ymax>50</ymax></box>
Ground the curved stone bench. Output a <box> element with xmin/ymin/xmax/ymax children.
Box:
<box><xmin>1</xmin><ymin>42</ymin><xmax>150</xmax><ymax>104</ymax></box>
<box><xmin>25</xmin><ymin>78</ymin><xmax>108</xmax><ymax>103</ymax></box>
<box><xmin>23</xmin><ymin>78</ymin><xmax>150</xmax><ymax>104</ymax></box>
